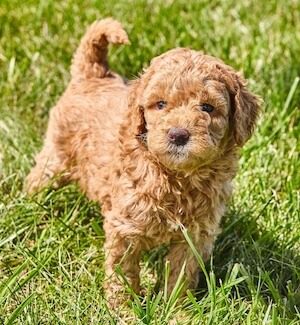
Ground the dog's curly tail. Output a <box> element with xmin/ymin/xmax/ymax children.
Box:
<box><xmin>71</xmin><ymin>18</ymin><xmax>129</xmax><ymax>80</ymax></box>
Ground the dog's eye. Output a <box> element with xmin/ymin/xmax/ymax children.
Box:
<box><xmin>156</xmin><ymin>100</ymin><xmax>167</xmax><ymax>110</ymax></box>
<box><xmin>200</xmin><ymin>103</ymin><xmax>214</xmax><ymax>113</ymax></box>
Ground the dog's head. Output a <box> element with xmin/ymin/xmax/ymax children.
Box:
<box><xmin>128</xmin><ymin>48</ymin><xmax>260</xmax><ymax>171</ymax></box>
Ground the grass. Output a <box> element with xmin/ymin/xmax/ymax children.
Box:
<box><xmin>0</xmin><ymin>0</ymin><xmax>299</xmax><ymax>323</ymax></box>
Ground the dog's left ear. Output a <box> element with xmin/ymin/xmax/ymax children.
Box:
<box><xmin>232</xmin><ymin>74</ymin><xmax>261</xmax><ymax>146</ymax></box>
<box><xmin>127</xmin><ymin>79</ymin><xmax>147</xmax><ymax>145</ymax></box>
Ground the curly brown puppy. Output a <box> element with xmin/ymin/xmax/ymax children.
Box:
<box><xmin>26</xmin><ymin>18</ymin><xmax>260</xmax><ymax>305</ymax></box>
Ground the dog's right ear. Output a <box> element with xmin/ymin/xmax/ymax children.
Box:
<box><xmin>126</xmin><ymin>79</ymin><xmax>147</xmax><ymax>145</ymax></box>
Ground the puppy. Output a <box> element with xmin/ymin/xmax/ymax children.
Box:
<box><xmin>26</xmin><ymin>18</ymin><xmax>260</xmax><ymax>305</ymax></box>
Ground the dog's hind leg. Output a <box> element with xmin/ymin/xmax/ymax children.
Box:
<box><xmin>25</xmin><ymin>109</ymin><xmax>69</xmax><ymax>194</ymax></box>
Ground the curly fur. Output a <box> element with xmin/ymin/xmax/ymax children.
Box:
<box><xmin>25</xmin><ymin>18</ymin><xmax>261</xmax><ymax>306</ymax></box>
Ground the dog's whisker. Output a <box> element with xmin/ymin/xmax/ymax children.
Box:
<box><xmin>136</xmin><ymin>132</ymin><xmax>148</xmax><ymax>145</ymax></box>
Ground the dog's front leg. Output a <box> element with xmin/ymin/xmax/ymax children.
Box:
<box><xmin>166</xmin><ymin>234</ymin><xmax>214</xmax><ymax>295</ymax></box>
<box><xmin>103</xmin><ymin>225</ymin><xmax>141</xmax><ymax>307</ymax></box>
<box><xmin>165</xmin><ymin>242</ymin><xmax>199</xmax><ymax>295</ymax></box>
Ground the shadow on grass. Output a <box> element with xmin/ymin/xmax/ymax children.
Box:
<box><xmin>196</xmin><ymin>207</ymin><xmax>300</xmax><ymax>316</ymax></box>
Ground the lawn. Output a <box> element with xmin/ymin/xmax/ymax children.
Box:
<box><xmin>0</xmin><ymin>0</ymin><xmax>299</xmax><ymax>324</ymax></box>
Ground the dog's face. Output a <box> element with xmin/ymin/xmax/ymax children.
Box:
<box><xmin>143</xmin><ymin>73</ymin><xmax>230</xmax><ymax>170</ymax></box>
<box><xmin>129</xmin><ymin>48</ymin><xmax>260</xmax><ymax>171</ymax></box>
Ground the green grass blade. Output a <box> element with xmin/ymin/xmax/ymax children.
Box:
<box><xmin>5</xmin><ymin>293</ymin><xmax>35</xmax><ymax>325</ymax></box>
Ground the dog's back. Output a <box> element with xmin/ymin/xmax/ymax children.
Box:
<box><xmin>25</xmin><ymin>19</ymin><xmax>130</xmax><ymax>196</ymax></box>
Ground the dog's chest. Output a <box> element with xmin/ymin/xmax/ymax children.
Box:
<box><xmin>112</xmin><ymin>166</ymin><xmax>232</xmax><ymax>248</ymax></box>
<box><xmin>139</xmin><ymin>183</ymin><xmax>215</xmax><ymax>245</ymax></box>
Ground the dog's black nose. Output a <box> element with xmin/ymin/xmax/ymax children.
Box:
<box><xmin>168</xmin><ymin>128</ymin><xmax>190</xmax><ymax>146</ymax></box>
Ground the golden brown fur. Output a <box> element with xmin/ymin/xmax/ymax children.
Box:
<box><xmin>25</xmin><ymin>18</ymin><xmax>261</xmax><ymax>306</ymax></box>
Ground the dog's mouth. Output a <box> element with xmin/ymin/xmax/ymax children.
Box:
<box><xmin>166</xmin><ymin>143</ymin><xmax>190</xmax><ymax>161</ymax></box>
